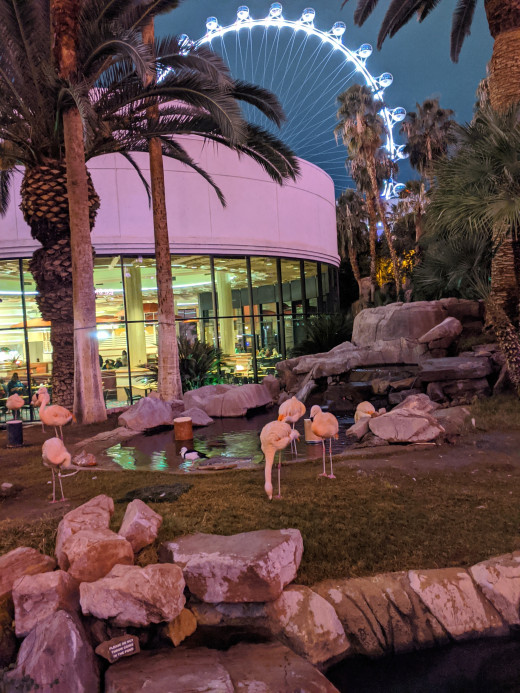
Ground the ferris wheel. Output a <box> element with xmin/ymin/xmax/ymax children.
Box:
<box><xmin>186</xmin><ymin>3</ymin><xmax>407</xmax><ymax>199</ymax></box>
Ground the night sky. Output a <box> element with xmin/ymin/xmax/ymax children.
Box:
<box><xmin>157</xmin><ymin>1</ymin><xmax>494</xmax><ymax>191</ymax></box>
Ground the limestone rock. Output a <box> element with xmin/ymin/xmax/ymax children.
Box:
<box><xmin>118</xmin><ymin>396</ymin><xmax>184</xmax><ymax>431</ymax></box>
<box><xmin>7</xmin><ymin>611</ymin><xmax>99</xmax><ymax>693</ymax></box>
<box><xmin>80</xmin><ymin>563</ymin><xmax>185</xmax><ymax>627</ymax></box>
<box><xmin>118</xmin><ymin>499</ymin><xmax>163</xmax><ymax>553</ymax></box>
<box><xmin>55</xmin><ymin>494</ymin><xmax>114</xmax><ymax>568</ymax></box>
<box><xmin>95</xmin><ymin>634</ymin><xmax>140</xmax><ymax>663</ymax></box>
<box><xmin>418</xmin><ymin>317</ymin><xmax>463</xmax><ymax>345</ymax></box>
<box><xmin>0</xmin><ymin>547</ymin><xmax>55</xmax><ymax>600</ymax></box>
<box><xmin>369</xmin><ymin>408</ymin><xmax>445</xmax><ymax>444</ymax></box>
<box><xmin>262</xmin><ymin>374</ymin><xmax>281</xmax><ymax>402</ymax></box>
<box><xmin>427</xmin><ymin>382</ymin><xmax>447</xmax><ymax>403</ymax></box>
<box><xmin>159</xmin><ymin>528</ymin><xmax>303</xmax><ymax>603</ymax></box>
<box><xmin>469</xmin><ymin>552</ymin><xmax>520</xmax><ymax>625</ymax></box>
<box><xmin>265</xmin><ymin>585</ymin><xmax>351</xmax><ymax>668</ymax></box>
<box><xmin>314</xmin><ymin>572</ymin><xmax>448</xmax><ymax>657</ymax></box>
<box><xmin>13</xmin><ymin>570</ymin><xmax>79</xmax><ymax>637</ymax></box>
<box><xmin>408</xmin><ymin>568</ymin><xmax>508</xmax><ymax>640</ymax></box>
<box><xmin>419</xmin><ymin>356</ymin><xmax>492</xmax><ymax>382</ymax></box>
<box><xmin>394</xmin><ymin>393</ymin><xmax>440</xmax><ymax>415</ymax></box>
<box><xmin>184</xmin><ymin>383</ymin><xmax>272</xmax><ymax>418</ymax></box>
<box><xmin>442</xmin><ymin>378</ymin><xmax>491</xmax><ymax>399</ymax></box>
<box><xmin>179</xmin><ymin>407</ymin><xmax>214</xmax><ymax>427</ymax></box>
<box><xmin>345</xmin><ymin>416</ymin><xmax>370</xmax><ymax>443</ymax></box>
<box><xmin>165</xmin><ymin>608</ymin><xmax>197</xmax><ymax>646</ymax></box>
<box><xmin>0</xmin><ymin>595</ymin><xmax>16</xmax><ymax>667</ymax></box>
<box><xmin>353</xmin><ymin>302</ymin><xmax>447</xmax><ymax>346</ymax></box>
<box><xmin>189</xmin><ymin>601</ymin><xmax>268</xmax><ymax>631</ymax></box>
<box><xmin>388</xmin><ymin>389</ymin><xmax>422</xmax><ymax>406</ymax></box>
<box><xmin>61</xmin><ymin>528</ymin><xmax>134</xmax><ymax>582</ymax></box>
<box><xmin>433</xmin><ymin>406</ymin><xmax>471</xmax><ymax>436</ymax></box>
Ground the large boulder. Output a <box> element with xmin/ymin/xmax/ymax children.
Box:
<box><xmin>265</xmin><ymin>585</ymin><xmax>351</xmax><ymax>668</ymax></box>
<box><xmin>469</xmin><ymin>552</ymin><xmax>520</xmax><ymax>625</ymax></box>
<box><xmin>0</xmin><ymin>547</ymin><xmax>55</xmax><ymax>600</ymax></box>
<box><xmin>314</xmin><ymin>572</ymin><xmax>448</xmax><ymax>657</ymax></box>
<box><xmin>419</xmin><ymin>356</ymin><xmax>492</xmax><ymax>382</ymax></box>
<box><xmin>394</xmin><ymin>393</ymin><xmax>440</xmax><ymax>415</ymax></box>
<box><xmin>105</xmin><ymin>643</ymin><xmax>339</xmax><ymax>693</ymax></box>
<box><xmin>418</xmin><ymin>316</ymin><xmax>463</xmax><ymax>345</ymax></box>
<box><xmin>60</xmin><ymin>528</ymin><xmax>134</xmax><ymax>582</ymax></box>
<box><xmin>179</xmin><ymin>407</ymin><xmax>214</xmax><ymax>427</ymax></box>
<box><xmin>55</xmin><ymin>494</ymin><xmax>114</xmax><ymax>568</ymax></box>
<box><xmin>0</xmin><ymin>595</ymin><xmax>16</xmax><ymax>667</ymax></box>
<box><xmin>80</xmin><ymin>563</ymin><xmax>185</xmax><ymax>627</ymax></box>
<box><xmin>353</xmin><ymin>302</ymin><xmax>447</xmax><ymax>346</ymax></box>
<box><xmin>118</xmin><ymin>395</ymin><xmax>184</xmax><ymax>431</ymax></box>
<box><xmin>408</xmin><ymin>568</ymin><xmax>508</xmax><ymax>641</ymax></box>
<box><xmin>159</xmin><ymin>529</ymin><xmax>303</xmax><ymax>603</ymax></box>
<box><xmin>118</xmin><ymin>499</ymin><xmax>163</xmax><ymax>553</ymax></box>
<box><xmin>369</xmin><ymin>408</ymin><xmax>445</xmax><ymax>443</ymax></box>
<box><xmin>13</xmin><ymin>570</ymin><xmax>79</xmax><ymax>637</ymax></box>
<box><xmin>6</xmin><ymin>610</ymin><xmax>99</xmax><ymax>693</ymax></box>
<box><xmin>433</xmin><ymin>406</ymin><xmax>472</xmax><ymax>436</ymax></box>
<box><xmin>183</xmin><ymin>383</ymin><xmax>272</xmax><ymax>417</ymax></box>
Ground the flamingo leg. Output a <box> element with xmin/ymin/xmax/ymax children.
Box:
<box><xmin>50</xmin><ymin>468</ymin><xmax>56</xmax><ymax>503</ymax></box>
<box><xmin>275</xmin><ymin>451</ymin><xmax>282</xmax><ymax>499</ymax></box>
<box><xmin>319</xmin><ymin>440</ymin><xmax>327</xmax><ymax>477</ymax></box>
<box><xmin>291</xmin><ymin>423</ymin><xmax>297</xmax><ymax>455</ymax></box>
<box><xmin>59</xmin><ymin>426</ymin><xmax>63</xmax><ymax>441</ymax></box>
<box><xmin>328</xmin><ymin>439</ymin><xmax>336</xmax><ymax>479</ymax></box>
<box><xmin>54</xmin><ymin>426</ymin><xmax>58</xmax><ymax>438</ymax></box>
<box><xmin>57</xmin><ymin>470</ymin><xmax>67</xmax><ymax>502</ymax></box>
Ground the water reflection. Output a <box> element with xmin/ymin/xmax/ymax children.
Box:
<box><xmin>105</xmin><ymin>410</ymin><xmax>354</xmax><ymax>473</ymax></box>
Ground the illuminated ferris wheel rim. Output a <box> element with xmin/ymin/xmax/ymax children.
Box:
<box><xmin>190</xmin><ymin>4</ymin><xmax>407</xmax><ymax>197</ymax></box>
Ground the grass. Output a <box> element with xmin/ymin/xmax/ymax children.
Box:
<box><xmin>471</xmin><ymin>394</ymin><xmax>520</xmax><ymax>432</ymax></box>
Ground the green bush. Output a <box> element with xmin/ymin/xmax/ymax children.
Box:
<box><xmin>290</xmin><ymin>313</ymin><xmax>353</xmax><ymax>357</ymax></box>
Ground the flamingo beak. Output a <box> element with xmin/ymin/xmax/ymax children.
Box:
<box><xmin>277</xmin><ymin>415</ymin><xmax>284</xmax><ymax>422</ymax></box>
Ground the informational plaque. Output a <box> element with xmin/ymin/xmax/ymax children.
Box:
<box><xmin>95</xmin><ymin>634</ymin><xmax>140</xmax><ymax>663</ymax></box>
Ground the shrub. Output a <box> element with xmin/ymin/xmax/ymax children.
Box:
<box><xmin>290</xmin><ymin>313</ymin><xmax>353</xmax><ymax>357</ymax></box>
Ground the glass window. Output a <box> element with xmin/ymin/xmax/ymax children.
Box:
<box><xmin>94</xmin><ymin>256</ymin><xmax>125</xmax><ymax>323</ymax></box>
<box><xmin>280</xmin><ymin>258</ymin><xmax>303</xmax><ymax>315</ymax></box>
<box><xmin>0</xmin><ymin>330</ymin><xmax>29</xmax><ymax>416</ymax></box>
<box><xmin>304</xmin><ymin>261</ymin><xmax>319</xmax><ymax>315</ymax></box>
<box><xmin>0</xmin><ymin>260</ymin><xmax>24</xmax><ymax>330</ymax></box>
<box><xmin>172</xmin><ymin>255</ymin><xmax>214</xmax><ymax>323</ymax></box>
<box><xmin>27</xmin><ymin>326</ymin><xmax>52</xmax><ymax>394</ymax></box>
<box><xmin>20</xmin><ymin>260</ymin><xmax>43</xmax><ymax>325</ymax></box>
<box><xmin>123</xmin><ymin>256</ymin><xmax>158</xmax><ymax>322</ymax></box>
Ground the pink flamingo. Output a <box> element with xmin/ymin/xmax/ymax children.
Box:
<box><xmin>278</xmin><ymin>396</ymin><xmax>306</xmax><ymax>454</ymax></box>
<box><xmin>6</xmin><ymin>393</ymin><xmax>25</xmax><ymax>420</ymax></box>
<box><xmin>35</xmin><ymin>391</ymin><xmax>74</xmax><ymax>439</ymax></box>
<box><xmin>42</xmin><ymin>437</ymin><xmax>77</xmax><ymax>503</ymax></box>
<box><xmin>260</xmin><ymin>420</ymin><xmax>299</xmax><ymax>500</ymax></box>
<box><xmin>310</xmin><ymin>405</ymin><xmax>339</xmax><ymax>479</ymax></box>
<box><xmin>354</xmin><ymin>401</ymin><xmax>376</xmax><ymax>423</ymax></box>
<box><xmin>32</xmin><ymin>386</ymin><xmax>48</xmax><ymax>431</ymax></box>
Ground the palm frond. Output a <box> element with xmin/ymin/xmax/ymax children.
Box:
<box><xmin>450</xmin><ymin>0</ymin><xmax>478</xmax><ymax>62</ymax></box>
<box><xmin>0</xmin><ymin>167</ymin><xmax>13</xmax><ymax>216</ymax></box>
<box><xmin>231</xmin><ymin>81</ymin><xmax>286</xmax><ymax>128</ymax></box>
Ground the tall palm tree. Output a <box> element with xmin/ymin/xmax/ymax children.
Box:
<box><xmin>336</xmin><ymin>189</ymin><xmax>368</xmax><ymax>296</ymax></box>
<box><xmin>396</xmin><ymin>180</ymin><xmax>429</xmax><ymax>245</ymax></box>
<box><xmin>0</xmin><ymin>0</ymin><xmax>299</xmax><ymax>415</ymax></box>
<box><xmin>340</xmin><ymin>1</ymin><xmax>520</xmax><ymax>113</ymax></box>
<box><xmin>335</xmin><ymin>84</ymin><xmax>401</xmax><ymax>297</ymax></box>
<box><xmin>400</xmin><ymin>99</ymin><xmax>457</xmax><ymax>186</ymax></box>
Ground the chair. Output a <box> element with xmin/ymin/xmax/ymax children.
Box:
<box><xmin>124</xmin><ymin>387</ymin><xmax>142</xmax><ymax>406</ymax></box>
<box><xmin>101</xmin><ymin>372</ymin><xmax>118</xmax><ymax>402</ymax></box>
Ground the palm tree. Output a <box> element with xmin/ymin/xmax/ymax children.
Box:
<box><xmin>0</xmin><ymin>0</ymin><xmax>299</xmax><ymax>415</ymax></box>
<box><xmin>400</xmin><ymin>99</ymin><xmax>457</xmax><ymax>186</ymax></box>
<box><xmin>396</xmin><ymin>180</ymin><xmax>429</xmax><ymax>245</ymax></box>
<box><xmin>336</xmin><ymin>189</ymin><xmax>368</xmax><ymax>296</ymax></box>
<box><xmin>340</xmin><ymin>1</ymin><xmax>520</xmax><ymax>113</ymax></box>
<box><xmin>335</xmin><ymin>84</ymin><xmax>401</xmax><ymax>297</ymax></box>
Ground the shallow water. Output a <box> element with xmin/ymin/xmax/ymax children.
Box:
<box><xmin>104</xmin><ymin>410</ymin><xmax>354</xmax><ymax>472</ymax></box>
<box><xmin>327</xmin><ymin>638</ymin><xmax>520</xmax><ymax>693</ymax></box>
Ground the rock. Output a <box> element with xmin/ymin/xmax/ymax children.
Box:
<box><xmin>159</xmin><ymin>528</ymin><xmax>303</xmax><ymax>603</ymax></box>
<box><xmin>73</xmin><ymin>450</ymin><xmax>97</xmax><ymax>467</ymax></box>
<box><xmin>55</xmin><ymin>494</ymin><xmax>114</xmax><ymax>568</ymax></box>
<box><xmin>419</xmin><ymin>356</ymin><xmax>492</xmax><ymax>382</ymax></box>
<box><xmin>442</xmin><ymin>378</ymin><xmax>491</xmax><ymax>399</ymax></box>
<box><xmin>7</xmin><ymin>610</ymin><xmax>99</xmax><ymax>693</ymax></box>
<box><xmin>439</xmin><ymin>297</ymin><xmax>484</xmax><ymax>322</ymax></box>
<box><xmin>428</xmin><ymin>336</ymin><xmax>456</xmax><ymax>350</ymax></box>
<box><xmin>189</xmin><ymin>601</ymin><xmax>268</xmax><ymax>631</ymax></box>
<box><xmin>80</xmin><ymin>563</ymin><xmax>185</xmax><ymax>627</ymax></box>
<box><xmin>408</xmin><ymin>568</ymin><xmax>508</xmax><ymax>641</ymax></box>
<box><xmin>95</xmin><ymin>634</ymin><xmax>141</xmax><ymax>663</ymax></box>
<box><xmin>388</xmin><ymin>389</ymin><xmax>422</xmax><ymax>406</ymax></box>
<box><xmin>314</xmin><ymin>572</ymin><xmax>449</xmax><ymax>657</ymax></box>
<box><xmin>418</xmin><ymin>317</ymin><xmax>463</xmax><ymax>345</ymax></box>
<box><xmin>61</xmin><ymin>528</ymin><xmax>134</xmax><ymax>582</ymax></box>
<box><xmin>116</xmin><ymin>483</ymin><xmax>192</xmax><ymax>504</ymax></box>
<box><xmin>369</xmin><ymin>408</ymin><xmax>445</xmax><ymax>444</ymax></box>
<box><xmin>0</xmin><ymin>595</ymin><xmax>16</xmax><ymax>667</ymax></box>
<box><xmin>0</xmin><ymin>547</ymin><xmax>55</xmax><ymax>600</ymax></box>
<box><xmin>469</xmin><ymin>552</ymin><xmax>520</xmax><ymax>625</ymax></box>
<box><xmin>427</xmin><ymin>382</ymin><xmax>447</xmax><ymax>403</ymax></box>
<box><xmin>118</xmin><ymin>395</ymin><xmax>185</xmax><ymax>431</ymax></box>
<box><xmin>354</xmin><ymin>432</ymin><xmax>389</xmax><ymax>448</ymax></box>
<box><xmin>118</xmin><ymin>499</ymin><xmax>163</xmax><ymax>553</ymax></box>
<box><xmin>345</xmin><ymin>417</ymin><xmax>370</xmax><ymax>443</ymax></box>
<box><xmin>265</xmin><ymin>585</ymin><xmax>351</xmax><ymax>668</ymax></box>
<box><xmin>179</xmin><ymin>407</ymin><xmax>214</xmax><ymax>427</ymax></box>
<box><xmin>0</xmin><ymin>482</ymin><xmax>22</xmax><ymax>498</ymax></box>
<box><xmin>164</xmin><ymin>608</ymin><xmax>197</xmax><ymax>646</ymax></box>
<box><xmin>389</xmin><ymin>376</ymin><xmax>418</xmax><ymax>392</ymax></box>
<box><xmin>394</xmin><ymin>393</ymin><xmax>440</xmax><ymax>415</ymax></box>
<box><xmin>183</xmin><ymin>383</ymin><xmax>272</xmax><ymax>418</ymax></box>
<box><xmin>12</xmin><ymin>570</ymin><xmax>80</xmax><ymax>638</ymax></box>
<box><xmin>433</xmin><ymin>406</ymin><xmax>471</xmax><ymax>436</ymax></box>
<box><xmin>353</xmin><ymin>302</ymin><xmax>448</xmax><ymax>346</ymax></box>
<box><xmin>371</xmin><ymin>378</ymin><xmax>391</xmax><ymax>395</ymax></box>
<box><xmin>105</xmin><ymin>644</ymin><xmax>339</xmax><ymax>693</ymax></box>
<box><xmin>262</xmin><ymin>374</ymin><xmax>281</xmax><ymax>402</ymax></box>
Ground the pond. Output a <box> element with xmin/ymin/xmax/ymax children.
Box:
<box><xmin>327</xmin><ymin>638</ymin><xmax>520</xmax><ymax>693</ymax></box>
<box><xmin>104</xmin><ymin>410</ymin><xmax>354</xmax><ymax>472</ymax></box>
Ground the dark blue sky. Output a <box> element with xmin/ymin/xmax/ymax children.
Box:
<box><xmin>157</xmin><ymin>2</ymin><xmax>493</xmax><ymax>189</ymax></box>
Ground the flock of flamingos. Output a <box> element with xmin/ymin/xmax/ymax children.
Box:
<box><xmin>5</xmin><ymin>389</ymin><xmax>375</xmax><ymax>503</ymax></box>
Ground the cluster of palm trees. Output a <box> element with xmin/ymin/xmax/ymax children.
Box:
<box><xmin>0</xmin><ymin>0</ymin><xmax>299</xmax><ymax>423</ymax></box>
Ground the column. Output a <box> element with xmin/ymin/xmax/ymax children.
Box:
<box><xmin>215</xmin><ymin>271</ymin><xmax>235</xmax><ymax>355</ymax></box>
<box><xmin>125</xmin><ymin>266</ymin><xmax>147</xmax><ymax>367</ymax></box>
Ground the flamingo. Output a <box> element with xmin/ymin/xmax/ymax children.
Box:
<box><xmin>6</xmin><ymin>393</ymin><xmax>25</xmax><ymax>420</ymax></box>
<box><xmin>42</xmin><ymin>437</ymin><xmax>78</xmax><ymax>503</ymax></box>
<box><xmin>260</xmin><ymin>420</ymin><xmax>299</xmax><ymax>500</ymax></box>
<box><xmin>32</xmin><ymin>386</ymin><xmax>48</xmax><ymax>431</ymax></box>
<box><xmin>278</xmin><ymin>396</ymin><xmax>306</xmax><ymax>454</ymax></box>
<box><xmin>354</xmin><ymin>401</ymin><xmax>376</xmax><ymax>423</ymax></box>
<box><xmin>310</xmin><ymin>405</ymin><xmax>339</xmax><ymax>479</ymax></box>
<box><xmin>34</xmin><ymin>391</ymin><xmax>74</xmax><ymax>439</ymax></box>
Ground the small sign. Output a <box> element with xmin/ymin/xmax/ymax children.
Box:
<box><xmin>95</xmin><ymin>635</ymin><xmax>140</xmax><ymax>663</ymax></box>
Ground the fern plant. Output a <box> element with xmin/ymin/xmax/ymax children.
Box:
<box><xmin>290</xmin><ymin>314</ymin><xmax>353</xmax><ymax>357</ymax></box>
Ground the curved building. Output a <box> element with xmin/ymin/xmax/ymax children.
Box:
<box><xmin>0</xmin><ymin>136</ymin><xmax>339</xmax><ymax>409</ymax></box>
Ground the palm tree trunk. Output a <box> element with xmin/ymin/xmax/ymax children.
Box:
<box><xmin>347</xmin><ymin>244</ymin><xmax>363</xmax><ymax>298</ymax></box>
<box><xmin>52</xmin><ymin>0</ymin><xmax>106</xmax><ymax>423</ymax></box>
<box><xmin>365</xmin><ymin>195</ymin><xmax>378</xmax><ymax>300</ymax></box>
<box><xmin>485</xmin><ymin>295</ymin><xmax>520</xmax><ymax>395</ymax></box>
<box><xmin>143</xmin><ymin>19</ymin><xmax>183</xmax><ymax>401</ymax></box>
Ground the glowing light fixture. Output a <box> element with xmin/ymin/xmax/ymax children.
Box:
<box><xmin>331</xmin><ymin>21</ymin><xmax>346</xmax><ymax>38</ymax></box>
<box><xmin>269</xmin><ymin>3</ymin><xmax>283</xmax><ymax>18</ymax></box>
